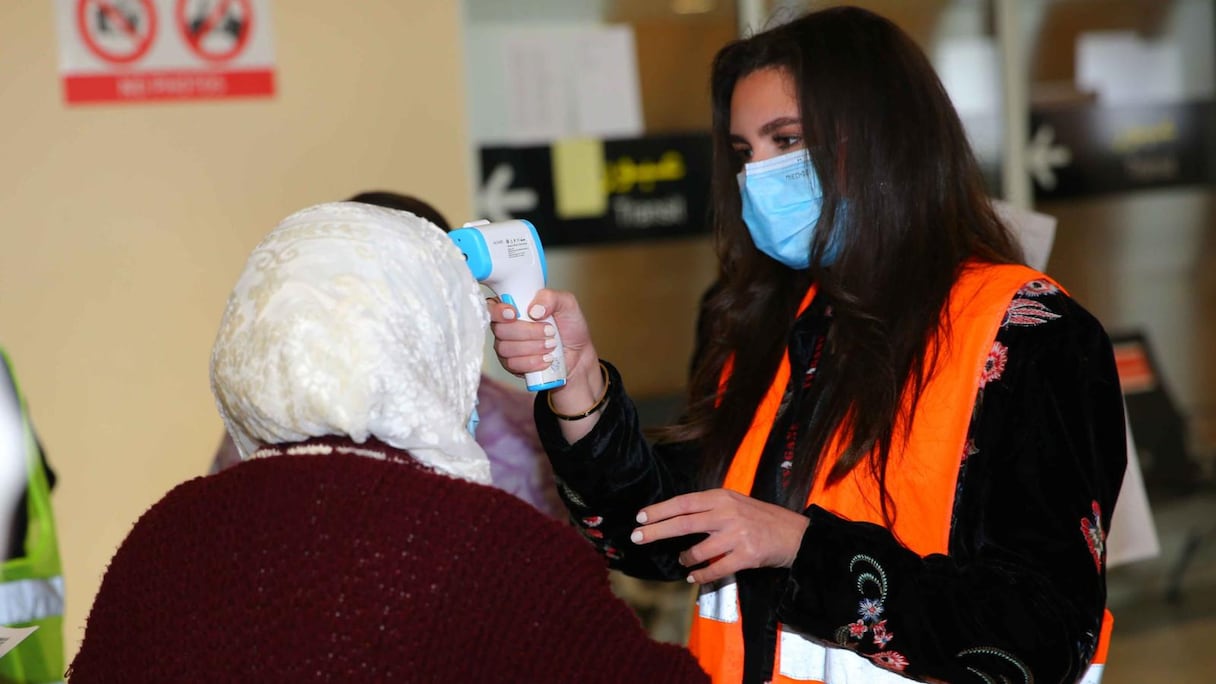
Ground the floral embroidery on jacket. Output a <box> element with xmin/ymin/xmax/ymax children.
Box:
<box><xmin>871</xmin><ymin>620</ymin><xmax>893</xmax><ymax>648</ymax></box>
<box><xmin>868</xmin><ymin>650</ymin><xmax>909</xmax><ymax>672</ymax></box>
<box><xmin>1003</xmin><ymin>297</ymin><xmax>1062</xmax><ymax>328</ymax></box>
<box><xmin>956</xmin><ymin>647</ymin><xmax>1032</xmax><ymax>683</ymax></box>
<box><xmin>834</xmin><ymin>555</ymin><xmax>909</xmax><ymax>673</ymax></box>
<box><xmin>556</xmin><ymin>478</ymin><xmax>588</xmax><ymax>509</ymax></box>
<box><xmin>575</xmin><ymin>512</ymin><xmax>618</xmax><ymax>554</ymax></box>
<box><xmin>980</xmin><ymin>341</ymin><xmax>1009</xmax><ymax>387</ymax></box>
<box><xmin>859</xmin><ymin>598</ymin><xmax>884</xmax><ymax>622</ymax></box>
<box><xmin>1081</xmin><ymin>500</ymin><xmax>1105</xmax><ymax>572</ymax></box>
<box><xmin>1018</xmin><ymin>279</ymin><xmax>1060</xmax><ymax>297</ymax></box>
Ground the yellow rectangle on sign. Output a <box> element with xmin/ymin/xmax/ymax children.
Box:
<box><xmin>552</xmin><ymin>138</ymin><xmax>608</xmax><ymax>219</ymax></box>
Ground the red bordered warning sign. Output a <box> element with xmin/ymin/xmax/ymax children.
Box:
<box><xmin>176</xmin><ymin>0</ymin><xmax>252</xmax><ymax>63</ymax></box>
<box><xmin>76</xmin><ymin>0</ymin><xmax>157</xmax><ymax>65</ymax></box>
<box><xmin>55</xmin><ymin>0</ymin><xmax>276</xmax><ymax>105</ymax></box>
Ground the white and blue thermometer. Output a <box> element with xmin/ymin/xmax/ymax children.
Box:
<box><xmin>449</xmin><ymin>219</ymin><xmax>567</xmax><ymax>392</ymax></box>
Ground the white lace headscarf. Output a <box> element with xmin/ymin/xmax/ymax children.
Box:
<box><xmin>210</xmin><ymin>202</ymin><xmax>491</xmax><ymax>484</ymax></box>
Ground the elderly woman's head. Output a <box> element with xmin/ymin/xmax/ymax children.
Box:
<box><xmin>209</xmin><ymin>202</ymin><xmax>490</xmax><ymax>483</ymax></box>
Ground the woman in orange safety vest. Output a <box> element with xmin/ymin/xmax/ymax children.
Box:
<box><xmin>489</xmin><ymin>7</ymin><xmax>1125</xmax><ymax>684</ymax></box>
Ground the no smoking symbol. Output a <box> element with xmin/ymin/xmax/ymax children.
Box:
<box><xmin>176</xmin><ymin>0</ymin><xmax>252</xmax><ymax>62</ymax></box>
<box><xmin>76</xmin><ymin>0</ymin><xmax>157</xmax><ymax>65</ymax></box>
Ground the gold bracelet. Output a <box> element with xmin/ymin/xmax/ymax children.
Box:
<box><xmin>548</xmin><ymin>362</ymin><xmax>611</xmax><ymax>421</ymax></box>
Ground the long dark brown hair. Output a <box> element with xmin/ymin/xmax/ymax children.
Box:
<box><xmin>666</xmin><ymin>7</ymin><xmax>1023</xmax><ymax>521</ymax></box>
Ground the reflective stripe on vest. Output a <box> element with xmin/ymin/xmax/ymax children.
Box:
<box><xmin>776</xmin><ymin>629</ymin><xmax>909</xmax><ymax>683</ymax></box>
<box><xmin>0</xmin><ymin>575</ymin><xmax>64</xmax><ymax>626</ymax></box>
<box><xmin>688</xmin><ymin>263</ymin><xmax>1114</xmax><ymax>683</ymax></box>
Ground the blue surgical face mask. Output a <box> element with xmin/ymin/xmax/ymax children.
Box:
<box><xmin>737</xmin><ymin>149</ymin><xmax>839</xmax><ymax>269</ymax></box>
<box><xmin>467</xmin><ymin>406</ymin><xmax>480</xmax><ymax>438</ymax></box>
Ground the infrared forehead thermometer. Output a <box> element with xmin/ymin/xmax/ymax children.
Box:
<box><xmin>449</xmin><ymin>219</ymin><xmax>567</xmax><ymax>392</ymax></box>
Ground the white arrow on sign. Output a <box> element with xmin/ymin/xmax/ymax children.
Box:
<box><xmin>477</xmin><ymin>163</ymin><xmax>539</xmax><ymax>222</ymax></box>
<box><xmin>1026</xmin><ymin>124</ymin><xmax>1072</xmax><ymax>191</ymax></box>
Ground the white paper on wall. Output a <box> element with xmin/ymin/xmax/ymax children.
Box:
<box><xmin>569</xmin><ymin>25</ymin><xmax>644</xmax><ymax>139</ymax></box>
<box><xmin>500</xmin><ymin>31</ymin><xmax>572</xmax><ymax>143</ymax></box>
<box><xmin>466</xmin><ymin>24</ymin><xmax>643</xmax><ymax>145</ymax></box>
<box><xmin>1077</xmin><ymin>31</ymin><xmax>1185</xmax><ymax>106</ymax></box>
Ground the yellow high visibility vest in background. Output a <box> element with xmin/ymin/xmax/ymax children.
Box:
<box><xmin>0</xmin><ymin>349</ymin><xmax>65</xmax><ymax>684</ymax></box>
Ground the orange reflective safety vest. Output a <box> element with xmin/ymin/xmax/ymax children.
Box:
<box><xmin>688</xmin><ymin>262</ymin><xmax>1114</xmax><ymax>683</ymax></box>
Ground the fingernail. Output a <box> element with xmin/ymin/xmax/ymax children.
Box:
<box><xmin>630</xmin><ymin>530</ymin><xmax>643</xmax><ymax>544</ymax></box>
<box><xmin>543</xmin><ymin>325</ymin><xmax>556</xmax><ymax>337</ymax></box>
<box><xmin>686</xmin><ymin>575</ymin><xmax>696</xmax><ymax>584</ymax></box>
<box><xmin>503</xmin><ymin>308</ymin><xmax>516</xmax><ymax>320</ymax></box>
<box><xmin>635</xmin><ymin>511</ymin><xmax>648</xmax><ymax>524</ymax></box>
<box><xmin>530</xmin><ymin>304</ymin><xmax>546</xmax><ymax>319</ymax></box>
<box><xmin>544</xmin><ymin>338</ymin><xmax>558</xmax><ymax>349</ymax></box>
<box><xmin>542</xmin><ymin>353</ymin><xmax>554</xmax><ymax>362</ymax></box>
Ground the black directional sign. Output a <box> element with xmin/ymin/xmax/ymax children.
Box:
<box><xmin>475</xmin><ymin>133</ymin><xmax>713</xmax><ymax>247</ymax></box>
<box><xmin>1029</xmin><ymin>100</ymin><xmax>1214</xmax><ymax>200</ymax></box>
<box><xmin>475</xmin><ymin>102</ymin><xmax>1214</xmax><ymax>248</ymax></box>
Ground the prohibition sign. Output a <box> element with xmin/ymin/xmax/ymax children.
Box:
<box><xmin>76</xmin><ymin>0</ymin><xmax>157</xmax><ymax>65</ymax></box>
<box><xmin>176</xmin><ymin>0</ymin><xmax>252</xmax><ymax>63</ymax></box>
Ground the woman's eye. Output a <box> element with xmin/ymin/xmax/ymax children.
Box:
<box><xmin>733</xmin><ymin>147</ymin><xmax>753</xmax><ymax>162</ymax></box>
<box><xmin>775</xmin><ymin>135</ymin><xmax>803</xmax><ymax>149</ymax></box>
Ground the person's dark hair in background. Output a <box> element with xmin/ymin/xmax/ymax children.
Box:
<box><xmin>346</xmin><ymin>190</ymin><xmax>452</xmax><ymax>230</ymax></box>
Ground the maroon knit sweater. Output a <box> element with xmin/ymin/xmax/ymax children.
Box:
<box><xmin>69</xmin><ymin>438</ymin><xmax>708</xmax><ymax>683</ymax></box>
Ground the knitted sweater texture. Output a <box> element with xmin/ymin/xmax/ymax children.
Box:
<box><xmin>69</xmin><ymin>439</ymin><xmax>708</xmax><ymax>683</ymax></box>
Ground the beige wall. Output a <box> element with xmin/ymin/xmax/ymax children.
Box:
<box><xmin>0</xmin><ymin>1</ymin><xmax>471</xmax><ymax>658</ymax></box>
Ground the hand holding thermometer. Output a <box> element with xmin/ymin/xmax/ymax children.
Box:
<box><xmin>448</xmin><ymin>219</ymin><xmax>567</xmax><ymax>391</ymax></box>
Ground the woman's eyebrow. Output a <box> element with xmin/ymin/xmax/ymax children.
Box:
<box><xmin>759</xmin><ymin>116</ymin><xmax>801</xmax><ymax>135</ymax></box>
<box><xmin>729</xmin><ymin>116</ymin><xmax>800</xmax><ymax>142</ymax></box>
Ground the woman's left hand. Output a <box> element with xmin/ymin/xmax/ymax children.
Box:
<box><xmin>631</xmin><ymin>489</ymin><xmax>810</xmax><ymax>584</ymax></box>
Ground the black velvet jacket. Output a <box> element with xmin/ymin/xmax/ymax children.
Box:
<box><xmin>536</xmin><ymin>286</ymin><xmax>1126</xmax><ymax>684</ymax></box>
